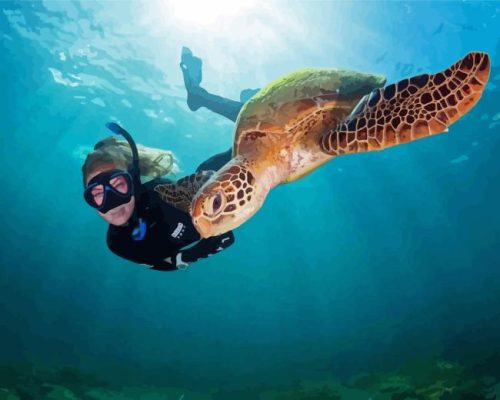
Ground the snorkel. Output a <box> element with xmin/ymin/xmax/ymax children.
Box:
<box><xmin>105</xmin><ymin>122</ymin><xmax>146</xmax><ymax>240</ymax></box>
<box><xmin>104</xmin><ymin>122</ymin><xmax>142</xmax><ymax>193</ymax></box>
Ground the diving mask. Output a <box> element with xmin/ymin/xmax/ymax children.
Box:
<box><xmin>84</xmin><ymin>169</ymin><xmax>134</xmax><ymax>213</ymax></box>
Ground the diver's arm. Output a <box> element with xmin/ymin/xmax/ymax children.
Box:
<box><xmin>107</xmin><ymin>238</ymin><xmax>186</xmax><ymax>272</ymax></box>
<box><xmin>150</xmin><ymin>250</ymin><xmax>187</xmax><ymax>271</ymax></box>
<box><xmin>152</xmin><ymin>231</ymin><xmax>235</xmax><ymax>271</ymax></box>
<box><xmin>106</xmin><ymin>233</ymin><xmax>179</xmax><ymax>271</ymax></box>
<box><xmin>106</xmin><ymin>231</ymin><xmax>234</xmax><ymax>271</ymax></box>
<box><xmin>182</xmin><ymin>231</ymin><xmax>235</xmax><ymax>263</ymax></box>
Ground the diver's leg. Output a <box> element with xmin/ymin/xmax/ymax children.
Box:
<box><xmin>195</xmin><ymin>148</ymin><xmax>232</xmax><ymax>172</ymax></box>
<box><xmin>239</xmin><ymin>88</ymin><xmax>260</xmax><ymax>103</ymax></box>
<box><xmin>190</xmin><ymin>88</ymin><xmax>244</xmax><ymax>122</ymax></box>
<box><xmin>180</xmin><ymin>47</ymin><xmax>247</xmax><ymax>122</ymax></box>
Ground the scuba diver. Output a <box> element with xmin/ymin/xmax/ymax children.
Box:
<box><xmin>82</xmin><ymin>47</ymin><xmax>255</xmax><ymax>271</ymax></box>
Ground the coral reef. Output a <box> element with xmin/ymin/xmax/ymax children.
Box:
<box><xmin>0</xmin><ymin>357</ymin><xmax>498</xmax><ymax>399</ymax></box>
<box><xmin>0</xmin><ymin>363</ymin><xmax>106</xmax><ymax>400</ymax></box>
<box><xmin>345</xmin><ymin>358</ymin><xmax>499</xmax><ymax>400</ymax></box>
<box><xmin>275</xmin><ymin>384</ymin><xmax>341</xmax><ymax>400</ymax></box>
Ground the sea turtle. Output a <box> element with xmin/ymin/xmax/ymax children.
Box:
<box><xmin>161</xmin><ymin>52</ymin><xmax>491</xmax><ymax>238</ymax></box>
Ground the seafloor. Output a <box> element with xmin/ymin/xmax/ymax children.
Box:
<box><xmin>1</xmin><ymin>356</ymin><xmax>499</xmax><ymax>399</ymax></box>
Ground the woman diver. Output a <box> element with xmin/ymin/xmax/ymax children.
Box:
<box><xmin>82</xmin><ymin>47</ymin><xmax>254</xmax><ymax>271</ymax></box>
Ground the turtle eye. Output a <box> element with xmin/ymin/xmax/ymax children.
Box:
<box><xmin>204</xmin><ymin>191</ymin><xmax>225</xmax><ymax>217</ymax></box>
<box><xmin>213</xmin><ymin>193</ymin><xmax>222</xmax><ymax>211</ymax></box>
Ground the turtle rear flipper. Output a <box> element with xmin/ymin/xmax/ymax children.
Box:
<box><xmin>320</xmin><ymin>51</ymin><xmax>490</xmax><ymax>155</ymax></box>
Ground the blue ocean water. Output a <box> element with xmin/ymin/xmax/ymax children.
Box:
<box><xmin>1</xmin><ymin>1</ymin><xmax>500</xmax><ymax>398</ymax></box>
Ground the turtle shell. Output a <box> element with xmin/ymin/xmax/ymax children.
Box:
<box><xmin>232</xmin><ymin>68</ymin><xmax>386</xmax><ymax>181</ymax></box>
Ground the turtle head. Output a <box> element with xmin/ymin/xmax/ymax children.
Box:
<box><xmin>191</xmin><ymin>162</ymin><xmax>261</xmax><ymax>238</ymax></box>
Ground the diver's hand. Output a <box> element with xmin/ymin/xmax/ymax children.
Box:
<box><xmin>175</xmin><ymin>253</ymin><xmax>189</xmax><ymax>269</ymax></box>
<box><xmin>162</xmin><ymin>252</ymin><xmax>189</xmax><ymax>270</ymax></box>
<box><xmin>210</xmin><ymin>231</ymin><xmax>235</xmax><ymax>252</ymax></box>
<box><xmin>199</xmin><ymin>231</ymin><xmax>235</xmax><ymax>255</ymax></box>
<box><xmin>181</xmin><ymin>231</ymin><xmax>235</xmax><ymax>264</ymax></box>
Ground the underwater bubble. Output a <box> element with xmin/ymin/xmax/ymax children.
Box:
<box><xmin>214</xmin><ymin>119</ymin><xmax>233</xmax><ymax>127</ymax></box>
<box><xmin>72</xmin><ymin>144</ymin><xmax>93</xmax><ymax>161</ymax></box>
<box><xmin>48</xmin><ymin>67</ymin><xmax>80</xmax><ymax>87</ymax></box>
<box><xmin>144</xmin><ymin>109</ymin><xmax>159</xmax><ymax>118</ymax></box>
<box><xmin>75</xmin><ymin>45</ymin><xmax>97</xmax><ymax>59</ymax></box>
<box><xmin>450</xmin><ymin>155</ymin><xmax>469</xmax><ymax>164</ymax></box>
<box><xmin>73</xmin><ymin>73</ymin><xmax>125</xmax><ymax>95</ymax></box>
<box><xmin>121</xmin><ymin>99</ymin><xmax>132</xmax><ymax>108</ymax></box>
<box><xmin>91</xmin><ymin>97</ymin><xmax>106</xmax><ymax>107</ymax></box>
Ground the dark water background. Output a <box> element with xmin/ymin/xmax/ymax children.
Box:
<box><xmin>0</xmin><ymin>1</ymin><xmax>499</xmax><ymax>398</ymax></box>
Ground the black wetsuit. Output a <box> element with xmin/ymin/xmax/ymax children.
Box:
<box><xmin>107</xmin><ymin>153</ymin><xmax>234</xmax><ymax>271</ymax></box>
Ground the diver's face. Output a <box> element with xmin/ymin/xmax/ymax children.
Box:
<box><xmin>85</xmin><ymin>164</ymin><xmax>136</xmax><ymax>226</ymax></box>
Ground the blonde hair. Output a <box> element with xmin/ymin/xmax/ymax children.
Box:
<box><xmin>82</xmin><ymin>136</ymin><xmax>179</xmax><ymax>185</ymax></box>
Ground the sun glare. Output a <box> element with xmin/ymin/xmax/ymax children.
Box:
<box><xmin>167</xmin><ymin>0</ymin><xmax>258</xmax><ymax>26</ymax></box>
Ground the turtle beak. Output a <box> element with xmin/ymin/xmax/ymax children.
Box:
<box><xmin>193</xmin><ymin>218</ymin><xmax>212</xmax><ymax>238</ymax></box>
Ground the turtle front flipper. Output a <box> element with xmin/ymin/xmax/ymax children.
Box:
<box><xmin>319</xmin><ymin>52</ymin><xmax>490</xmax><ymax>155</ymax></box>
<box><xmin>154</xmin><ymin>170</ymin><xmax>215</xmax><ymax>214</ymax></box>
